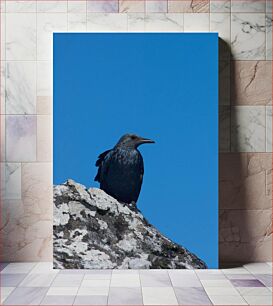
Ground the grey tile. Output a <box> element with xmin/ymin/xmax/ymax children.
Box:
<box><xmin>3</xmin><ymin>287</ymin><xmax>48</xmax><ymax>305</ymax></box>
<box><xmin>41</xmin><ymin>295</ymin><xmax>75</xmax><ymax>305</ymax></box>
<box><xmin>19</xmin><ymin>273</ymin><xmax>57</xmax><ymax>287</ymax></box>
<box><xmin>74</xmin><ymin>295</ymin><xmax>108</xmax><ymax>305</ymax></box>
<box><xmin>108</xmin><ymin>287</ymin><xmax>143</xmax><ymax>305</ymax></box>
<box><xmin>1</xmin><ymin>273</ymin><xmax>27</xmax><ymax>287</ymax></box>
<box><xmin>174</xmin><ymin>287</ymin><xmax>212</xmax><ymax>305</ymax></box>
<box><xmin>59</xmin><ymin>269</ymin><xmax>86</xmax><ymax>274</ymax></box>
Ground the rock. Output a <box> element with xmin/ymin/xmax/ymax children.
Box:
<box><xmin>53</xmin><ymin>179</ymin><xmax>207</xmax><ymax>269</ymax></box>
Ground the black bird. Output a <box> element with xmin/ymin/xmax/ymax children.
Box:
<box><xmin>95</xmin><ymin>134</ymin><xmax>155</xmax><ymax>204</ymax></box>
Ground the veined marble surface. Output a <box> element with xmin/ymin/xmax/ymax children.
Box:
<box><xmin>0</xmin><ymin>1</ymin><xmax>271</xmax><ymax>263</ymax></box>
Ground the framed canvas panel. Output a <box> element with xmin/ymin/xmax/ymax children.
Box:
<box><xmin>53</xmin><ymin>33</ymin><xmax>218</xmax><ymax>269</ymax></box>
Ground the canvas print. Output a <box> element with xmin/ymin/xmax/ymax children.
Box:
<box><xmin>53</xmin><ymin>33</ymin><xmax>218</xmax><ymax>269</ymax></box>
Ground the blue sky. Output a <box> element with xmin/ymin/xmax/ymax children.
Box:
<box><xmin>53</xmin><ymin>33</ymin><xmax>218</xmax><ymax>268</ymax></box>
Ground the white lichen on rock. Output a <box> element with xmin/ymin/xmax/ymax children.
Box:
<box><xmin>53</xmin><ymin>179</ymin><xmax>207</xmax><ymax>269</ymax></box>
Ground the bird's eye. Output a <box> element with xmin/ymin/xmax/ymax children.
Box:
<box><xmin>131</xmin><ymin>135</ymin><xmax>137</xmax><ymax>140</ymax></box>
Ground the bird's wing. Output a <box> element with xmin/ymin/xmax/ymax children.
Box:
<box><xmin>94</xmin><ymin>149</ymin><xmax>111</xmax><ymax>182</ymax></box>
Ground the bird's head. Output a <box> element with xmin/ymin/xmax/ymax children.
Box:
<box><xmin>116</xmin><ymin>134</ymin><xmax>155</xmax><ymax>149</ymax></box>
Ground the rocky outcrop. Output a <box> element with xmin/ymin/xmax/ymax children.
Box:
<box><xmin>53</xmin><ymin>180</ymin><xmax>207</xmax><ymax>269</ymax></box>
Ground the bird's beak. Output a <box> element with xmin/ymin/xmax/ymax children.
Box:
<box><xmin>139</xmin><ymin>137</ymin><xmax>155</xmax><ymax>144</ymax></box>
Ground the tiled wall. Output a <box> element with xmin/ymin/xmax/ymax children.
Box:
<box><xmin>0</xmin><ymin>0</ymin><xmax>272</xmax><ymax>264</ymax></box>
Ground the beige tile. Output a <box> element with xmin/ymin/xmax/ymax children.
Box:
<box><xmin>219</xmin><ymin>106</ymin><xmax>231</xmax><ymax>152</ymax></box>
<box><xmin>219</xmin><ymin>153</ymin><xmax>272</xmax><ymax>209</ymax></box>
<box><xmin>146</xmin><ymin>0</ymin><xmax>167</xmax><ymax>13</ymax></box>
<box><xmin>119</xmin><ymin>0</ymin><xmax>144</xmax><ymax>13</ymax></box>
<box><xmin>168</xmin><ymin>0</ymin><xmax>209</xmax><ymax>13</ymax></box>
<box><xmin>219</xmin><ymin>60</ymin><xmax>230</xmax><ymax>105</ymax></box>
<box><xmin>231</xmin><ymin>61</ymin><xmax>272</xmax><ymax>105</ymax></box>
<box><xmin>37</xmin><ymin>115</ymin><xmax>52</xmax><ymax>162</ymax></box>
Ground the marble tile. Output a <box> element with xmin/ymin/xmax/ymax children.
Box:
<box><xmin>6</xmin><ymin>61</ymin><xmax>36</xmax><ymax>114</ymax></box>
<box><xmin>1</xmin><ymin>63</ymin><xmax>6</xmax><ymax>114</ymax></box>
<box><xmin>37</xmin><ymin>115</ymin><xmax>51</xmax><ymax>162</ymax></box>
<box><xmin>110</xmin><ymin>274</ymin><xmax>140</xmax><ymax>287</ymax></box>
<box><xmin>208</xmin><ymin>295</ymin><xmax>247</xmax><ymax>305</ymax></box>
<box><xmin>244</xmin><ymin>262</ymin><xmax>272</xmax><ymax>274</ymax></box>
<box><xmin>196</xmin><ymin>270</ymin><xmax>227</xmax><ymax>280</ymax></box>
<box><xmin>255</xmin><ymin>274</ymin><xmax>273</xmax><ymax>287</ymax></box>
<box><xmin>237</xmin><ymin>286</ymin><xmax>271</xmax><ymax>296</ymax></box>
<box><xmin>37</xmin><ymin>96</ymin><xmax>52</xmax><ymax>115</ymax></box>
<box><xmin>19</xmin><ymin>273</ymin><xmax>56</xmax><ymax>287</ymax></box>
<box><xmin>0</xmin><ymin>262</ymin><xmax>9</xmax><ymax>271</ymax></box>
<box><xmin>3</xmin><ymin>287</ymin><xmax>48</xmax><ymax>305</ymax></box>
<box><xmin>168</xmin><ymin>0</ymin><xmax>209</xmax><ymax>13</ymax></box>
<box><xmin>1</xmin><ymin>287</ymin><xmax>15</xmax><ymax>303</ymax></box>
<box><xmin>82</xmin><ymin>279</ymin><xmax>110</xmax><ymax>287</ymax></box>
<box><xmin>184</xmin><ymin>13</ymin><xmax>209</xmax><ymax>32</ymax></box>
<box><xmin>210</xmin><ymin>0</ymin><xmax>231</xmax><ymax>13</ymax></box>
<box><xmin>21</xmin><ymin>162</ymin><xmax>52</xmax><ymax>217</ymax></box>
<box><xmin>144</xmin><ymin>13</ymin><xmax>183</xmax><ymax>32</ymax></box>
<box><xmin>119</xmin><ymin>1</ymin><xmax>144</xmax><ymax>13</ymax></box>
<box><xmin>41</xmin><ymin>295</ymin><xmax>75</xmax><ymax>305</ymax></box>
<box><xmin>219</xmin><ymin>209</ymin><xmax>272</xmax><ymax>262</ymax></box>
<box><xmin>6</xmin><ymin>115</ymin><xmax>36</xmax><ymax>161</ymax></box>
<box><xmin>29</xmin><ymin>262</ymin><xmax>57</xmax><ymax>274</ymax></box>
<box><xmin>222</xmin><ymin>267</ymin><xmax>253</xmax><ymax>275</ymax></box>
<box><xmin>108</xmin><ymin>287</ymin><xmax>143</xmax><ymax>305</ymax></box>
<box><xmin>266</xmin><ymin>0</ymin><xmax>272</xmax><ymax>12</ymax></box>
<box><xmin>74</xmin><ymin>295</ymin><xmax>108</xmax><ymax>305</ymax></box>
<box><xmin>219</xmin><ymin>106</ymin><xmax>230</xmax><ymax>152</ymax></box>
<box><xmin>46</xmin><ymin>286</ymin><xmax>78</xmax><ymax>295</ymax></box>
<box><xmin>204</xmin><ymin>286</ymin><xmax>240</xmax><ymax>296</ymax></box>
<box><xmin>266</xmin><ymin>106</ymin><xmax>272</xmax><ymax>152</ymax></box>
<box><xmin>37</xmin><ymin>1</ymin><xmax>67</xmax><ymax>13</ymax></box>
<box><xmin>83</xmin><ymin>273</ymin><xmax>111</xmax><ymax>279</ymax></box>
<box><xmin>266</xmin><ymin>14</ymin><xmax>272</xmax><ymax>59</ymax></box>
<box><xmin>231</xmin><ymin>61</ymin><xmax>272</xmax><ymax>105</ymax></box>
<box><xmin>210</xmin><ymin>13</ymin><xmax>231</xmax><ymax>59</ymax></box>
<box><xmin>52</xmin><ymin>274</ymin><xmax>84</xmax><ymax>287</ymax></box>
<box><xmin>77</xmin><ymin>286</ymin><xmax>109</xmax><ymax>295</ymax></box>
<box><xmin>140</xmin><ymin>270</ymin><xmax>171</xmax><ymax>287</ymax></box>
<box><xmin>87</xmin><ymin>0</ymin><xmax>118</xmax><ymax>13</ymax></box>
<box><xmin>1</xmin><ymin>13</ymin><xmax>5</xmax><ymax>60</ymax></box>
<box><xmin>127</xmin><ymin>13</ymin><xmax>145</xmax><ymax>31</ymax></box>
<box><xmin>4</xmin><ymin>163</ymin><xmax>21</xmax><ymax>199</ymax></box>
<box><xmin>6</xmin><ymin>13</ymin><xmax>36</xmax><ymax>60</ymax></box>
<box><xmin>231</xmin><ymin>13</ymin><xmax>266</xmax><ymax>60</ymax></box>
<box><xmin>68</xmin><ymin>0</ymin><xmax>87</xmax><ymax>13</ymax></box>
<box><xmin>1</xmin><ymin>273</ymin><xmax>27</xmax><ymax>286</ymax></box>
<box><xmin>231</xmin><ymin>279</ymin><xmax>265</xmax><ymax>287</ymax></box>
<box><xmin>87</xmin><ymin>13</ymin><xmax>127</xmax><ymax>31</ymax></box>
<box><xmin>37</xmin><ymin>13</ymin><xmax>67</xmax><ymax>60</ymax></box>
<box><xmin>68</xmin><ymin>13</ymin><xmax>87</xmax><ymax>31</ymax></box>
<box><xmin>146</xmin><ymin>0</ymin><xmax>167</xmax><ymax>13</ymax></box>
<box><xmin>169</xmin><ymin>273</ymin><xmax>202</xmax><ymax>287</ymax></box>
<box><xmin>1</xmin><ymin>116</ymin><xmax>5</xmax><ymax>161</ymax></box>
<box><xmin>219</xmin><ymin>61</ymin><xmax>230</xmax><ymax>105</ymax></box>
<box><xmin>37</xmin><ymin>61</ymin><xmax>52</xmax><ymax>97</ymax></box>
<box><xmin>225</xmin><ymin>274</ymin><xmax>256</xmax><ymax>280</ymax></box>
<box><xmin>142</xmin><ymin>287</ymin><xmax>178</xmax><ymax>305</ymax></box>
<box><xmin>201</xmin><ymin>279</ymin><xmax>234</xmax><ymax>287</ymax></box>
<box><xmin>231</xmin><ymin>106</ymin><xmax>265</xmax><ymax>152</ymax></box>
<box><xmin>174</xmin><ymin>287</ymin><xmax>212</xmax><ymax>305</ymax></box>
<box><xmin>6</xmin><ymin>1</ymin><xmax>37</xmax><ymax>12</ymax></box>
<box><xmin>219</xmin><ymin>153</ymin><xmax>272</xmax><ymax>209</ymax></box>
<box><xmin>0</xmin><ymin>0</ymin><xmax>6</xmax><ymax>13</ymax></box>
<box><xmin>243</xmin><ymin>295</ymin><xmax>272</xmax><ymax>305</ymax></box>
<box><xmin>1</xmin><ymin>263</ymin><xmax>36</xmax><ymax>274</ymax></box>
<box><xmin>231</xmin><ymin>0</ymin><xmax>266</xmax><ymax>13</ymax></box>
